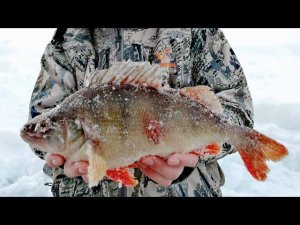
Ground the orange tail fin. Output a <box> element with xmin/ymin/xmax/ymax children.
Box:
<box><xmin>237</xmin><ymin>130</ymin><xmax>288</xmax><ymax>181</ymax></box>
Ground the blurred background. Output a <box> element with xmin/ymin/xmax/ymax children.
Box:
<box><xmin>0</xmin><ymin>28</ymin><xmax>299</xmax><ymax>196</ymax></box>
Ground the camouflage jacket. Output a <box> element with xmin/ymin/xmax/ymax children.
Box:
<box><xmin>29</xmin><ymin>28</ymin><xmax>253</xmax><ymax>197</ymax></box>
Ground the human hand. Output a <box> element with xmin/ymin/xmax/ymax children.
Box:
<box><xmin>45</xmin><ymin>153</ymin><xmax>89</xmax><ymax>183</ymax></box>
<box><xmin>139</xmin><ymin>153</ymin><xmax>199</xmax><ymax>187</ymax></box>
<box><xmin>45</xmin><ymin>152</ymin><xmax>199</xmax><ymax>187</ymax></box>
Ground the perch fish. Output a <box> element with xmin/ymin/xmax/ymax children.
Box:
<box><xmin>20</xmin><ymin>62</ymin><xmax>288</xmax><ymax>187</ymax></box>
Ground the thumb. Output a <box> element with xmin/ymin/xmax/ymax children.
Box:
<box><xmin>167</xmin><ymin>153</ymin><xmax>199</xmax><ymax>168</ymax></box>
<box><xmin>45</xmin><ymin>153</ymin><xmax>65</xmax><ymax>168</ymax></box>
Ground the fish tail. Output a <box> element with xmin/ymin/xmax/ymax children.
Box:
<box><xmin>236</xmin><ymin>129</ymin><xmax>288</xmax><ymax>181</ymax></box>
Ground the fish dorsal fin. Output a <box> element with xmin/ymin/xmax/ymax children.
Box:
<box><xmin>84</xmin><ymin>61</ymin><xmax>169</xmax><ymax>89</ymax></box>
<box><xmin>179</xmin><ymin>85</ymin><xmax>224</xmax><ymax>114</ymax></box>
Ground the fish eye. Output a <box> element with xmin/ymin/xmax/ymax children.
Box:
<box><xmin>40</xmin><ymin>122</ymin><xmax>46</xmax><ymax>127</ymax></box>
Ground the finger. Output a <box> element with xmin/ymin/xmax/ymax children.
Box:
<box><xmin>77</xmin><ymin>161</ymin><xmax>89</xmax><ymax>174</ymax></box>
<box><xmin>82</xmin><ymin>174</ymin><xmax>89</xmax><ymax>184</ymax></box>
<box><xmin>140</xmin><ymin>156</ymin><xmax>184</xmax><ymax>181</ymax></box>
<box><xmin>167</xmin><ymin>153</ymin><xmax>199</xmax><ymax>168</ymax></box>
<box><xmin>45</xmin><ymin>154</ymin><xmax>65</xmax><ymax>168</ymax></box>
<box><xmin>139</xmin><ymin>164</ymin><xmax>172</xmax><ymax>187</ymax></box>
<box><xmin>64</xmin><ymin>160</ymin><xmax>89</xmax><ymax>178</ymax></box>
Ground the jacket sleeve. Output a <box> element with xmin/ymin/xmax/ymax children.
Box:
<box><xmin>28</xmin><ymin>28</ymin><xmax>96</xmax><ymax>160</ymax></box>
<box><xmin>191</xmin><ymin>28</ymin><xmax>254</xmax><ymax>164</ymax></box>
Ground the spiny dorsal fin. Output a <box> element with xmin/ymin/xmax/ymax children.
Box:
<box><xmin>84</xmin><ymin>61</ymin><xmax>169</xmax><ymax>89</ymax></box>
<box><xmin>179</xmin><ymin>85</ymin><xmax>224</xmax><ymax>114</ymax></box>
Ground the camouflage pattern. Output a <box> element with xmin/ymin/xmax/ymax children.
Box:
<box><xmin>29</xmin><ymin>28</ymin><xmax>253</xmax><ymax>197</ymax></box>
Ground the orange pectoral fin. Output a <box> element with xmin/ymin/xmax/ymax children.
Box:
<box><xmin>106</xmin><ymin>167</ymin><xmax>138</xmax><ymax>187</ymax></box>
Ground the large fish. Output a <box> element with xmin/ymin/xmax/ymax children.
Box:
<box><xmin>20</xmin><ymin>62</ymin><xmax>288</xmax><ymax>187</ymax></box>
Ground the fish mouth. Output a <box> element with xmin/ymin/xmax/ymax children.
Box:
<box><xmin>20</xmin><ymin>130</ymin><xmax>47</xmax><ymax>144</ymax></box>
<box><xmin>20</xmin><ymin>129</ymin><xmax>51</xmax><ymax>152</ymax></box>
<box><xmin>20</xmin><ymin>130</ymin><xmax>45</xmax><ymax>139</ymax></box>
<box><xmin>20</xmin><ymin>123</ymin><xmax>52</xmax><ymax>145</ymax></box>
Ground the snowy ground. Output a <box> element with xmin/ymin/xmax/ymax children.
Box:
<box><xmin>0</xmin><ymin>28</ymin><xmax>299</xmax><ymax>196</ymax></box>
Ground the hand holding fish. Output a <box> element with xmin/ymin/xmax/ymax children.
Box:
<box><xmin>45</xmin><ymin>152</ymin><xmax>198</xmax><ymax>187</ymax></box>
<box><xmin>45</xmin><ymin>154</ymin><xmax>89</xmax><ymax>182</ymax></box>
<box><xmin>139</xmin><ymin>153</ymin><xmax>198</xmax><ymax>187</ymax></box>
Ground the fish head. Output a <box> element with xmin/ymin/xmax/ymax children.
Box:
<box><xmin>20</xmin><ymin>113</ymin><xmax>85</xmax><ymax>154</ymax></box>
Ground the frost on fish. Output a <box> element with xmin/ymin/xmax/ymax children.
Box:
<box><xmin>20</xmin><ymin>62</ymin><xmax>288</xmax><ymax>188</ymax></box>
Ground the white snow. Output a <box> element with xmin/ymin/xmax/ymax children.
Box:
<box><xmin>0</xmin><ymin>29</ymin><xmax>54</xmax><ymax>196</ymax></box>
<box><xmin>0</xmin><ymin>28</ymin><xmax>299</xmax><ymax>196</ymax></box>
<box><xmin>219</xmin><ymin>29</ymin><xmax>300</xmax><ymax>196</ymax></box>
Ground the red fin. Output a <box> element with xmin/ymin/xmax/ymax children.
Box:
<box><xmin>106</xmin><ymin>167</ymin><xmax>138</xmax><ymax>187</ymax></box>
<box><xmin>237</xmin><ymin>131</ymin><xmax>288</xmax><ymax>181</ymax></box>
<box><xmin>179</xmin><ymin>85</ymin><xmax>223</xmax><ymax>114</ymax></box>
<box><xmin>190</xmin><ymin>151</ymin><xmax>202</xmax><ymax>156</ymax></box>
<box><xmin>190</xmin><ymin>144</ymin><xmax>221</xmax><ymax>156</ymax></box>
<box><xmin>127</xmin><ymin>162</ymin><xmax>139</xmax><ymax>168</ymax></box>
<box><xmin>205</xmin><ymin>144</ymin><xmax>221</xmax><ymax>155</ymax></box>
<box><xmin>143</xmin><ymin>116</ymin><xmax>163</xmax><ymax>144</ymax></box>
